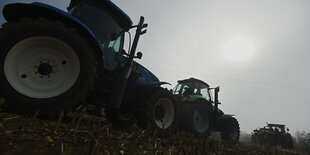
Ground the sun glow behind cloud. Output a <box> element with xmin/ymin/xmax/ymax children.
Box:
<box><xmin>221</xmin><ymin>35</ymin><xmax>256</xmax><ymax>63</ymax></box>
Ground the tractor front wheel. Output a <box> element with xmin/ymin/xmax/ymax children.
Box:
<box><xmin>218</xmin><ymin>116</ymin><xmax>240</xmax><ymax>141</ymax></box>
<box><xmin>138</xmin><ymin>87</ymin><xmax>178</xmax><ymax>132</ymax></box>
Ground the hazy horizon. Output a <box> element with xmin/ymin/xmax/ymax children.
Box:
<box><xmin>1</xmin><ymin>0</ymin><xmax>309</xmax><ymax>134</ymax></box>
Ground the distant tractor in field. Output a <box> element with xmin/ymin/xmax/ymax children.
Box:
<box><xmin>172</xmin><ymin>78</ymin><xmax>240</xmax><ymax>141</ymax></box>
<box><xmin>251</xmin><ymin>123</ymin><xmax>293</xmax><ymax>148</ymax></box>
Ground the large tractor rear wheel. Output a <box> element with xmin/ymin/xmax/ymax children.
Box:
<box><xmin>0</xmin><ymin>18</ymin><xmax>96</xmax><ymax>116</ymax></box>
<box><xmin>138</xmin><ymin>87</ymin><xmax>178</xmax><ymax>132</ymax></box>
<box><xmin>218</xmin><ymin>116</ymin><xmax>240</xmax><ymax>141</ymax></box>
<box><xmin>179</xmin><ymin>100</ymin><xmax>214</xmax><ymax>137</ymax></box>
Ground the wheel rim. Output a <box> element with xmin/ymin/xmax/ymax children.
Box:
<box><xmin>4</xmin><ymin>36</ymin><xmax>80</xmax><ymax>99</ymax></box>
<box><xmin>193</xmin><ymin>108</ymin><xmax>210</xmax><ymax>133</ymax></box>
<box><xmin>154</xmin><ymin>98</ymin><xmax>174</xmax><ymax>129</ymax></box>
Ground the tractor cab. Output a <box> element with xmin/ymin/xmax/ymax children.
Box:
<box><xmin>67</xmin><ymin>0</ymin><xmax>133</xmax><ymax>71</ymax></box>
<box><xmin>266</xmin><ymin>123</ymin><xmax>288</xmax><ymax>133</ymax></box>
<box><xmin>65</xmin><ymin>0</ymin><xmax>148</xmax><ymax>108</ymax></box>
<box><xmin>173</xmin><ymin>78</ymin><xmax>224</xmax><ymax>116</ymax></box>
<box><xmin>173</xmin><ymin>78</ymin><xmax>211</xmax><ymax>102</ymax></box>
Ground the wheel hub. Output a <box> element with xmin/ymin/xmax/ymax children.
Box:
<box><xmin>155</xmin><ymin>105</ymin><xmax>165</xmax><ymax>121</ymax></box>
<box><xmin>38</xmin><ymin>63</ymin><xmax>53</xmax><ymax>76</ymax></box>
<box><xmin>153</xmin><ymin>98</ymin><xmax>175</xmax><ymax>129</ymax></box>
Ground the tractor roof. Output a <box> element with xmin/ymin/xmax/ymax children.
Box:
<box><xmin>88</xmin><ymin>0</ymin><xmax>133</xmax><ymax>30</ymax></box>
<box><xmin>267</xmin><ymin>123</ymin><xmax>286</xmax><ymax>127</ymax></box>
<box><xmin>5</xmin><ymin>0</ymin><xmax>133</xmax><ymax>31</ymax></box>
<box><xmin>177</xmin><ymin>78</ymin><xmax>210</xmax><ymax>88</ymax></box>
<box><xmin>69</xmin><ymin>0</ymin><xmax>133</xmax><ymax>30</ymax></box>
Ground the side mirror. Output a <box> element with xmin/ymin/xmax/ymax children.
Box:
<box><xmin>135</xmin><ymin>52</ymin><xmax>143</xmax><ymax>59</ymax></box>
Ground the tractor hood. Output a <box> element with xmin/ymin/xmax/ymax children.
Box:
<box><xmin>133</xmin><ymin>61</ymin><xmax>159</xmax><ymax>84</ymax></box>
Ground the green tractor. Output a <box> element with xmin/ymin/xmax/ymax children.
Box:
<box><xmin>0</xmin><ymin>0</ymin><xmax>178</xmax><ymax>132</ymax></box>
<box><xmin>173</xmin><ymin>78</ymin><xmax>240</xmax><ymax>141</ymax></box>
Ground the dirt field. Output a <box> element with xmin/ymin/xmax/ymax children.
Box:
<box><xmin>0</xmin><ymin>107</ymin><xmax>307</xmax><ymax>155</ymax></box>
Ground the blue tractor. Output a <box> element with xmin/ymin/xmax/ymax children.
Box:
<box><xmin>0</xmin><ymin>0</ymin><xmax>178</xmax><ymax>131</ymax></box>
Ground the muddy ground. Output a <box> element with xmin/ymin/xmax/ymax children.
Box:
<box><xmin>0</xmin><ymin>106</ymin><xmax>307</xmax><ymax>155</ymax></box>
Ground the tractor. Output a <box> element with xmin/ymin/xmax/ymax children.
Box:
<box><xmin>172</xmin><ymin>78</ymin><xmax>240</xmax><ymax>141</ymax></box>
<box><xmin>0</xmin><ymin>0</ymin><xmax>178</xmax><ymax>132</ymax></box>
<box><xmin>251</xmin><ymin>123</ymin><xmax>293</xmax><ymax>148</ymax></box>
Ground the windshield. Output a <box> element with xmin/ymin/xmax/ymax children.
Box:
<box><xmin>107</xmin><ymin>35</ymin><xmax>123</xmax><ymax>53</ymax></box>
<box><xmin>173</xmin><ymin>83</ymin><xmax>211</xmax><ymax>100</ymax></box>
<box><xmin>71</xmin><ymin>2</ymin><xmax>126</xmax><ymax>70</ymax></box>
<box><xmin>71</xmin><ymin>2</ymin><xmax>124</xmax><ymax>53</ymax></box>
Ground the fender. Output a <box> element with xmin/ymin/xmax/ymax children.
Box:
<box><xmin>215</xmin><ymin>114</ymin><xmax>235</xmax><ymax>131</ymax></box>
<box><xmin>3</xmin><ymin>3</ymin><xmax>103</xmax><ymax>60</ymax></box>
<box><xmin>221</xmin><ymin>114</ymin><xmax>236</xmax><ymax>118</ymax></box>
<box><xmin>186</xmin><ymin>98</ymin><xmax>214</xmax><ymax>115</ymax></box>
<box><xmin>153</xmin><ymin>81</ymin><xmax>171</xmax><ymax>87</ymax></box>
<box><xmin>186</xmin><ymin>95</ymin><xmax>205</xmax><ymax>102</ymax></box>
<box><xmin>185</xmin><ymin>94</ymin><xmax>211</xmax><ymax>105</ymax></box>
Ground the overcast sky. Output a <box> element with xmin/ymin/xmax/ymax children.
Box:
<box><xmin>1</xmin><ymin>0</ymin><xmax>309</xmax><ymax>134</ymax></box>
